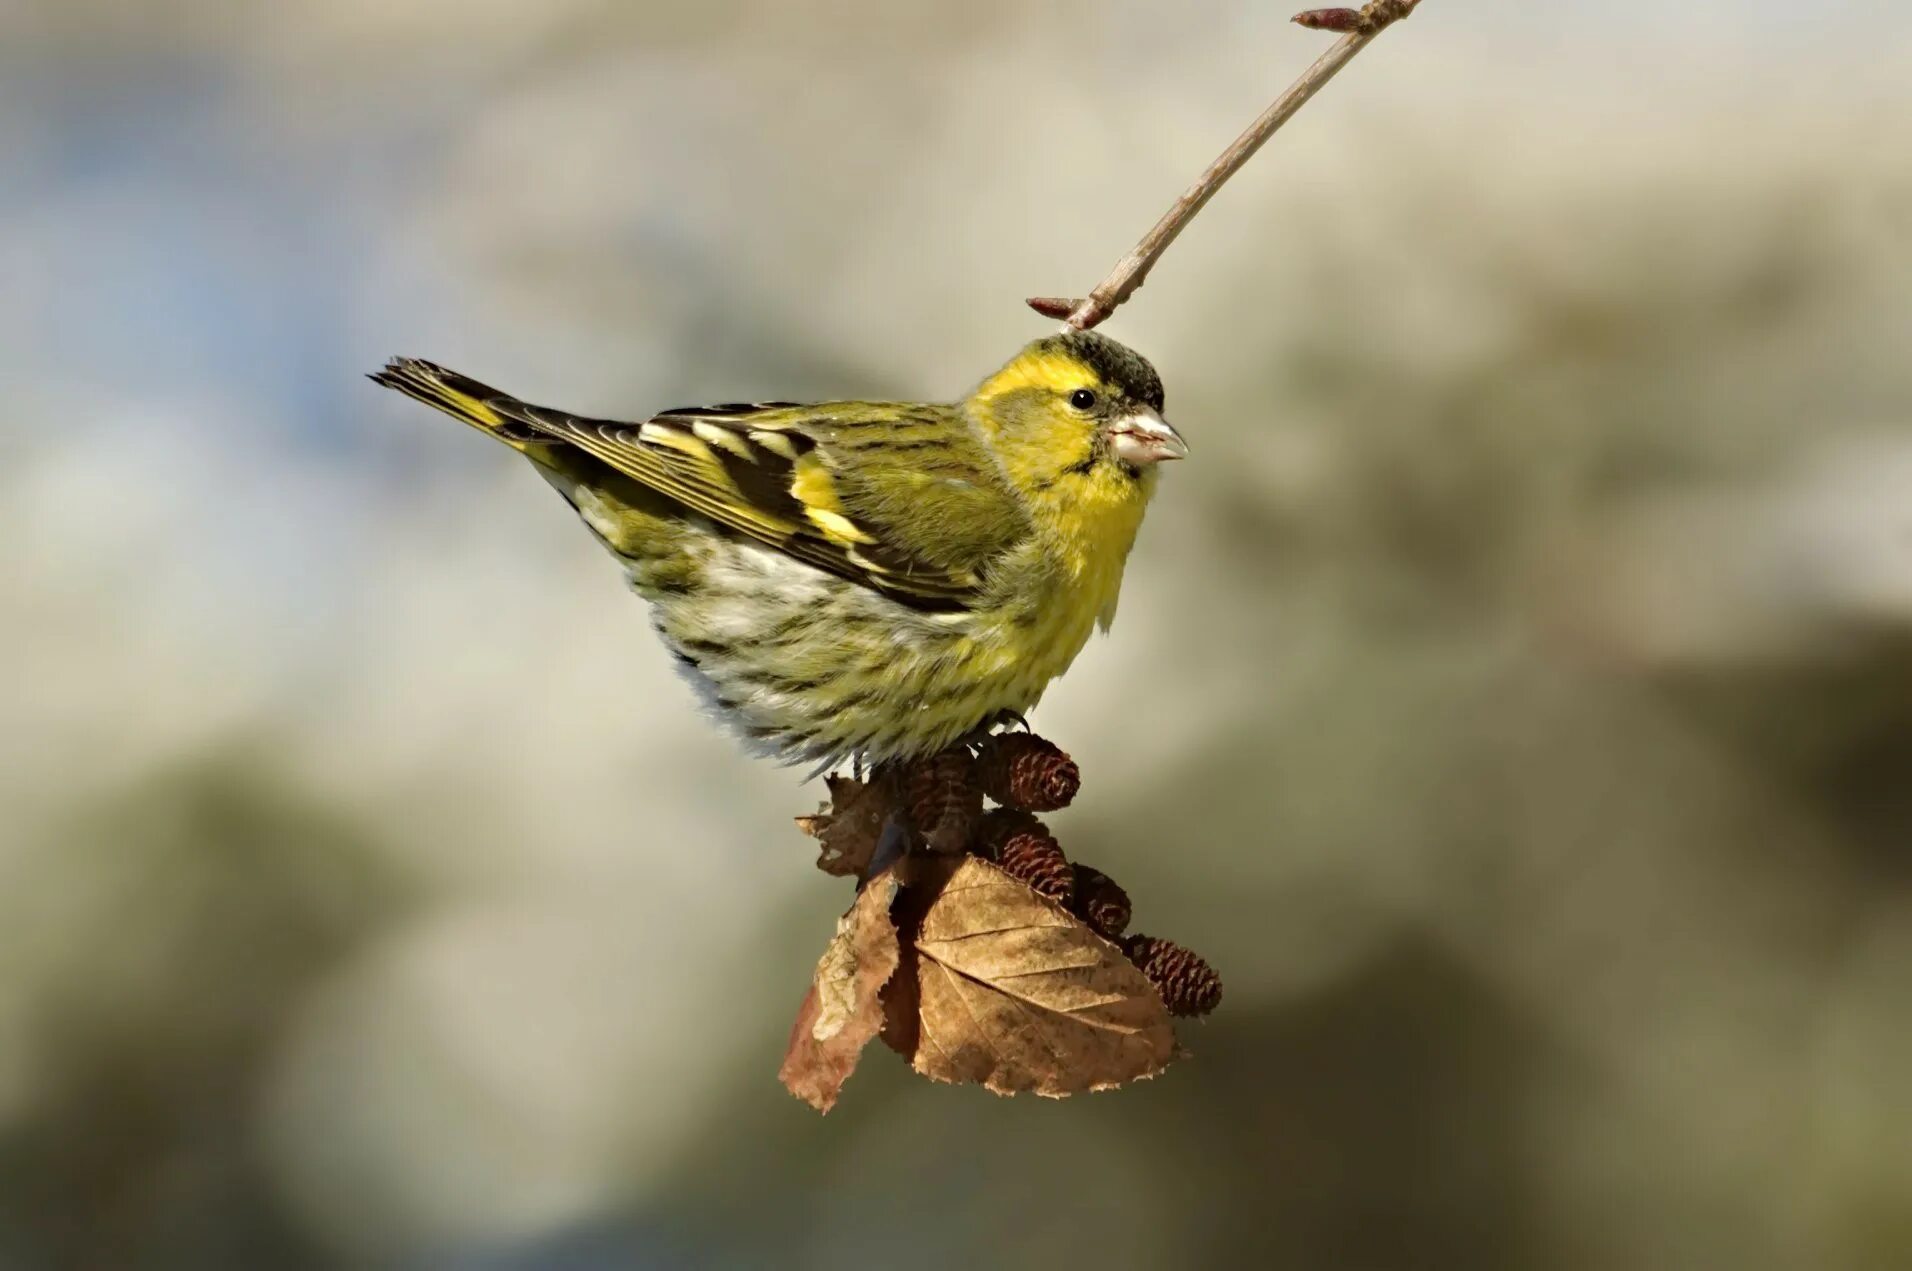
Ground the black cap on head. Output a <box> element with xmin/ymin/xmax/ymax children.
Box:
<box><xmin>1050</xmin><ymin>331</ymin><xmax>1165</xmax><ymax>413</ymax></box>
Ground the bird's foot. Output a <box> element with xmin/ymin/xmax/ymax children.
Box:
<box><xmin>955</xmin><ymin>709</ymin><xmax>1030</xmax><ymax>753</ymax></box>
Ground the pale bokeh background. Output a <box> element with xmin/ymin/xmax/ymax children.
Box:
<box><xmin>5</xmin><ymin>2</ymin><xmax>1912</xmax><ymax>1267</ymax></box>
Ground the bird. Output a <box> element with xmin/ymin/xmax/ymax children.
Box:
<box><xmin>370</xmin><ymin>330</ymin><xmax>1186</xmax><ymax>770</ymax></box>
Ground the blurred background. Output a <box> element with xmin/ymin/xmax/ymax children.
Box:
<box><xmin>5</xmin><ymin>1</ymin><xmax>1911</xmax><ymax>1267</ymax></box>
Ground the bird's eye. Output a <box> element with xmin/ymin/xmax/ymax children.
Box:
<box><xmin>1069</xmin><ymin>388</ymin><xmax>1097</xmax><ymax>411</ymax></box>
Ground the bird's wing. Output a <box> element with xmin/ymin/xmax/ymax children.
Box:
<box><xmin>512</xmin><ymin>398</ymin><xmax>1029</xmax><ymax>612</ymax></box>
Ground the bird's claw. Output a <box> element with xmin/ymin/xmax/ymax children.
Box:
<box><xmin>953</xmin><ymin>709</ymin><xmax>1030</xmax><ymax>753</ymax></box>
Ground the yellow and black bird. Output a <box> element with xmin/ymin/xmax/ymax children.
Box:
<box><xmin>371</xmin><ymin>332</ymin><xmax>1186</xmax><ymax>768</ymax></box>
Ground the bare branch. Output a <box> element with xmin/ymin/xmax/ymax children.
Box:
<box><xmin>1028</xmin><ymin>0</ymin><xmax>1425</xmax><ymax>332</ymax></box>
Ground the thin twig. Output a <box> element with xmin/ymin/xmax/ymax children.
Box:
<box><xmin>1029</xmin><ymin>0</ymin><xmax>1425</xmax><ymax>332</ymax></box>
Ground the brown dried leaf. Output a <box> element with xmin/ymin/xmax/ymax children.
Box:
<box><xmin>779</xmin><ymin>871</ymin><xmax>902</xmax><ymax>1113</ymax></box>
<box><xmin>798</xmin><ymin>773</ymin><xmax>899</xmax><ymax>878</ymax></box>
<box><xmin>884</xmin><ymin>856</ymin><xmax>1179</xmax><ymax>1097</ymax></box>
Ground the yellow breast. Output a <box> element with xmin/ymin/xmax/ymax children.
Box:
<box><xmin>954</xmin><ymin>478</ymin><xmax>1152</xmax><ymax>715</ymax></box>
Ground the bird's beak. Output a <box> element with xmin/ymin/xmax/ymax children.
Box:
<box><xmin>1109</xmin><ymin>409</ymin><xmax>1188</xmax><ymax>467</ymax></box>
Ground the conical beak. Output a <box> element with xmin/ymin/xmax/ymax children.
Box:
<box><xmin>1109</xmin><ymin>409</ymin><xmax>1188</xmax><ymax>467</ymax></box>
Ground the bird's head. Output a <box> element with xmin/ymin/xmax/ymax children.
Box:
<box><xmin>965</xmin><ymin>331</ymin><xmax>1186</xmax><ymax>522</ymax></box>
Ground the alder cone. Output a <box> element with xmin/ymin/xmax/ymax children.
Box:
<box><xmin>1121</xmin><ymin>934</ymin><xmax>1223</xmax><ymax>1018</ymax></box>
<box><xmin>977</xmin><ymin>734</ymin><xmax>1080</xmax><ymax>812</ymax></box>
<box><xmin>904</xmin><ymin>749</ymin><xmax>982</xmax><ymax>853</ymax></box>
<box><xmin>988</xmin><ymin>816</ymin><xmax>1072</xmax><ymax>905</ymax></box>
<box><xmin>972</xmin><ymin>808</ymin><xmax>1034</xmax><ymax>861</ymax></box>
<box><xmin>1070</xmin><ymin>864</ymin><xmax>1132</xmax><ymax>939</ymax></box>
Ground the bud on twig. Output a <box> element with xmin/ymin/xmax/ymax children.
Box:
<box><xmin>1294</xmin><ymin>1</ymin><xmax>1416</xmax><ymax>37</ymax></box>
<box><xmin>1292</xmin><ymin>8</ymin><xmax>1365</xmax><ymax>33</ymax></box>
<box><xmin>1025</xmin><ymin>296</ymin><xmax>1086</xmax><ymax>321</ymax></box>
